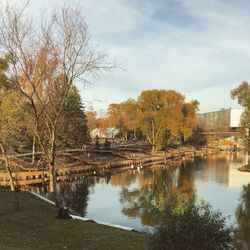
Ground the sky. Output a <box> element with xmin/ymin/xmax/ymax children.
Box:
<box><xmin>5</xmin><ymin>0</ymin><xmax>250</xmax><ymax>113</ymax></box>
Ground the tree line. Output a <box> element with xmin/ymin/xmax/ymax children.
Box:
<box><xmin>87</xmin><ymin>89</ymin><xmax>201</xmax><ymax>152</ymax></box>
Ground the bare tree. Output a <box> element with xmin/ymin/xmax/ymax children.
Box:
<box><xmin>0</xmin><ymin>2</ymin><xmax>113</xmax><ymax>196</ymax></box>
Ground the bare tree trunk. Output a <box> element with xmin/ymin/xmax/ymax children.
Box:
<box><xmin>0</xmin><ymin>142</ymin><xmax>19</xmax><ymax>211</ymax></box>
<box><xmin>122</xmin><ymin>130</ymin><xmax>128</xmax><ymax>141</ymax></box>
<box><xmin>49</xmin><ymin>128</ymin><xmax>56</xmax><ymax>194</ymax></box>
<box><xmin>0</xmin><ymin>142</ymin><xmax>15</xmax><ymax>191</ymax></box>
<box><xmin>49</xmin><ymin>162</ymin><xmax>55</xmax><ymax>193</ymax></box>
<box><xmin>151</xmin><ymin>120</ymin><xmax>156</xmax><ymax>153</ymax></box>
<box><xmin>48</xmin><ymin>127</ymin><xmax>61</xmax><ymax>208</ymax></box>
<box><xmin>133</xmin><ymin>130</ymin><xmax>137</xmax><ymax>140</ymax></box>
<box><xmin>32</xmin><ymin>135</ymin><xmax>36</xmax><ymax>164</ymax></box>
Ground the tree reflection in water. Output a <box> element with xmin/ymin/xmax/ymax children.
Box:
<box><xmin>236</xmin><ymin>184</ymin><xmax>250</xmax><ymax>249</ymax></box>
<box><xmin>56</xmin><ymin>178</ymin><xmax>94</xmax><ymax>216</ymax></box>
<box><xmin>119</xmin><ymin>162</ymin><xmax>195</xmax><ymax>227</ymax></box>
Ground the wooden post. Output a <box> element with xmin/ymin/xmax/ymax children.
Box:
<box><xmin>32</xmin><ymin>136</ymin><xmax>36</xmax><ymax>164</ymax></box>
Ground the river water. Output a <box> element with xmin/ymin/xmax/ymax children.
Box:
<box><xmin>43</xmin><ymin>152</ymin><xmax>250</xmax><ymax>246</ymax></box>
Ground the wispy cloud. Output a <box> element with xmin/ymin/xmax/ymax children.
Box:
<box><xmin>2</xmin><ymin>0</ymin><xmax>248</xmax><ymax>112</ymax></box>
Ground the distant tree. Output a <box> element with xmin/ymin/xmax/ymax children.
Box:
<box><xmin>86</xmin><ymin>110</ymin><xmax>98</xmax><ymax>132</ymax></box>
<box><xmin>106</xmin><ymin>90</ymin><xmax>199</xmax><ymax>151</ymax></box>
<box><xmin>137</xmin><ymin>90</ymin><xmax>181</xmax><ymax>151</ymax></box>
<box><xmin>181</xmin><ymin>100</ymin><xmax>200</xmax><ymax>141</ymax></box>
<box><xmin>58</xmin><ymin>86</ymin><xmax>89</xmax><ymax>148</ymax></box>
<box><xmin>231</xmin><ymin>81</ymin><xmax>250</xmax><ymax>151</ymax></box>
<box><xmin>108</xmin><ymin>98</ymin><xmax>138</xmax><ymax>140</ymax></box>
<box><xmin>188</xmin><ymin>126</ymin><xmax>207</xmax><ymax>146</ymax></box>
<box><xmin>148</xmin><ymin>193</ymin><xmax>234</xmax><ymax>250</ymax></box>
<box><xmin>161</xmin><ymin>129</ymin><xmax>172</xmax><ymax>150</ymax></box>
<box><xmin>137</xmin><ymin>89</ymin><xmax>199</xmax><ymax>151</ymax></box>
<box><xmin>86</xmin><ymin>109</ymin><xmax>111</xmax><ymax>139</ymax></box>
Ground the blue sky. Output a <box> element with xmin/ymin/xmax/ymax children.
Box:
<box><xmin>7</xmin><ymin>0</ymin><xmax>250</xmax><ymax>113</ymax></box>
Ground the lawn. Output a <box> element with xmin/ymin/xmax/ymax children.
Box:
<box><xmin>0</xmin><ymin>190</ymin><xmax>147</xmax><ymax>250</ymax></box>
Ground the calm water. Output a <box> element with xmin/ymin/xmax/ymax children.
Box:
<box><xmin>43</xmin><ymin>152</ymin><xmax>250</xmax><ymax>245</ymax></box>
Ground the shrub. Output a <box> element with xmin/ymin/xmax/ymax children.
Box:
<box><xmin>148</xmin><ymin>194</ymin><xmax>234</xmax><ymax>250</ymax></box>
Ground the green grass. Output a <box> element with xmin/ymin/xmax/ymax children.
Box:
<box><xmin>0</xmin><ymin>190</ymin><xmax>147</xmax><ymax>250</ymax></box>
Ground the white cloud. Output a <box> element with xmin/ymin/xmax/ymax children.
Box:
<box><xmin>1</xmin><ymin>0</ymin><xmax>249</xmax><ymax>112</ymax></box>
<box><xmin>85</xmin><ymin>0</ymin><xmax>250</xmax><ymax>108</ymax></box>
<box><xmin>81</xmin><ymin>0</ymin><xmax>156</xmax><ymax>35</ymax></box>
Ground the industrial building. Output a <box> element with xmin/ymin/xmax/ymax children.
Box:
<box><xmin>197</xmin><ymin>108</ymin><xmax>243</xmax><ymax>131</ymax></box>
<box><xmin>197</xmin><ymin>108</ymin><xmax>244</xmax><ymax>147</ymax></box>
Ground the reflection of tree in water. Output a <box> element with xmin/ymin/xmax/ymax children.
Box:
<box><xmin>236</xmin><ymin>184</ymin><xmax>250</xmax><ymax>249</ymax></box>
<box><xmin>109</xmin><ymin>170</ymin><xmax>137</xmax><ymax>187</ymax></box>
<box><xmin>119</xmin><ymin>163</ymin><xmax>195</xmax><ymax>227</ymax></box>
<box><xmin>120</xmin><ymin>187</ymin><xmax>160</xmax><ymax>226</ymax></box>
<box><xmin>176</xmin><ymin>162</ymin><xmax>195</xmax><ymax>196</ymax></box>
<box><xmin>56</xmin><ymin>178</ymin><xmax>94</xmax><ymax>216</ymax></box>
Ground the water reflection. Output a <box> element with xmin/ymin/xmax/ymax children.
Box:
<box><xmin>30</xmin><ymin>152</ymin><xmax>250</xmax><ymax>240</ymax></box>
<box><xmin>118</xmin><ymin>164</ymin><xmax>196</xmax><ymax>227</ymax></box>
<box><xmin>119</xmin><ymin>169</ymin><xmax>165</xmax><ymax>226</ymax></box>
<box><xmin>84</xmin><ymin>153</ymin><xmax>250</xmax><ymax>230</ymax></box>
<box><xmin>55</xmin><ymin>178</ymin><xmax>94</xmax><ymax>216</ymax></box>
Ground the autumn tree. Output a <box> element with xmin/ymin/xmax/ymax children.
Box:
<box><xmin>137</xmin><ymin>89</ymin><xmax>198</xmax><ymax>151</ymax></box>
<box><xmin>108</xmin><ymin>98</ymin><xmax>138</xmax><ymax>140</ymax></box>
<box><xmin>0</xmin><ymin>2</ymin><xmax>112</xmax><ymax>194</ymax></box>
<box><xmin>0</xmin><ymin>56</ymin><xmax>24</xmax><ymax>189</ymax></box>
<box><xmin>86</xmin><ymin>110</ymin><xmax>98</xmax><ymax>132</ymax></box>
<box><xmin>187</xmin><ymin>126</ymin><xmax>207</xmax><ymax>146</ymax></box>
<box><xmin>106</xmin><ymin>89</ymin><xmax>199</xmax><ymax>151</ymax></box>
<box><xmin>231</xmin><ymin>81</ymin><xmax>250</xmax><ymax>151</ymax></box>
<box><xmin>181</xmin><ymin>100</ymin><xmax>199</xmax><ymax>141</ymax></box>
<box><xmin>0</xmin><ymin>56</ymin><xmax>28</xmax><ymax>210</ymax></box>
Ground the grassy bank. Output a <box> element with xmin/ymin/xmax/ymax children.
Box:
<box><xmin>0</xmin><ymin>190</ymin><xmax>147</xmax><ymax>250</ymax></box>
<box><xmin>238</xmin><ymin>164</ymin><xmax>250</xmax><ymax>172</ymax></box>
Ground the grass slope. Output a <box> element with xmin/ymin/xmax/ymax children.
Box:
<box><xmin>0</xmin><ymin>190</ymin><xmax>147</xmax><ymax>250</ymax></box>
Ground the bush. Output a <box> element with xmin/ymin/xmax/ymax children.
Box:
<box><xmin>188</xmin><ymin>126</ymin><xmax>207</xmax><ymax>146</ymax></box>
<box><xmin>148</xmin><ymin>194</ymin><xmax>234</xmax><ymax>250</ymax></box>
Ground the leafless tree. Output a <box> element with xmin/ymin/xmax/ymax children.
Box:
<box><xmin>0</xmin><ymin>1</ymin><xmax>113</xmax><ymax>196</ymax></box>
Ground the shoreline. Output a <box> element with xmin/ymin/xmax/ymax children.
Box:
<box><xmin>0</xmin><ymin>145</ymin><xmax>221</xmax><ymax>187</ymax></box>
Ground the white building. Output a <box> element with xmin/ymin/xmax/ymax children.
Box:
<box><xmin>90</xmin><ymin>127</ymin><xmax>119</xmax><ymax>139</ymax></box>
<box><xmin>91</xmin><ymin>128</ymin><xmax>102</xmax><ymax>138</ymax></box>
<box><xmin>198</xmin><ymin>108</ymin><xmax>244</xmax><ymax>130</ymax></box>
<box><xmin>105</xmin><ymin>127</ymin><xmax>119</xmax><ymax>139</ymax></box>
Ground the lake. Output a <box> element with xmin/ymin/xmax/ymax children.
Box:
<box><xmin>51</xmin><ymin>153</ymin><xmax>250</xmax><ymax>231</ymax></box>
<box><xmin>35</xmin><ymin>152</ymin><xmax>250</xmax><ymax>246</ymax></box>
